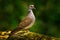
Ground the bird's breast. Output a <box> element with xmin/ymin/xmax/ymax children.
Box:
<box><xmin>24</xmin><ymin>11</ymin><xmax>35</xmax><ymax>29</ymax></box>
<box><xmin>28</xmin><ymin>12</ymin><xmax>35</xmax><ymax>20</ymax></box>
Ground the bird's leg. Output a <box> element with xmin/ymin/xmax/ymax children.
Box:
<box><xmin>24</xmin><ymin>29</ymin><xmax>30</xmax><ymax>32</ymax></box>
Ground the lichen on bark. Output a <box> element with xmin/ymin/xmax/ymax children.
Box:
<box><xmin>6</xmin><ymin>31</ymin><xmax>60</xmax><ymax>40</ymax></box>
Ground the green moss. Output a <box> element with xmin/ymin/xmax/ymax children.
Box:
<box><xmin>6</xmin><ymin>31</ymin><xmax>59</xmax><ymax>40</ymax></box>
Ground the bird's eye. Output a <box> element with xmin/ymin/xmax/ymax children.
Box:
<box><xmin>30</xmin><ymin>6</ymin><xmax>32</xmax><ymax>7</ymax></box>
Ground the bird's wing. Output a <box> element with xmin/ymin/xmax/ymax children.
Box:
<box><xmin>18</xmin><ymin>17</ymin><xmax>32</xmax><ymax>29</ymax></box>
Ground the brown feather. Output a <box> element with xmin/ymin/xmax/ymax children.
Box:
<box><xmin>18</xmin><ymin>17</ymin><xmax>32</xmax><ymax>28</ymax></box>
<box><xmin>8</xmin><ymin>17</ymin><xmax>32</xmax><ymax>37</ymax></box>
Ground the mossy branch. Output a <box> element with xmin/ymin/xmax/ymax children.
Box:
<box><xmin>6</xmin><ymin>31</ymin><xmax>60</xmax><ymax>40</ymax></box>
<box><xmin>0</xmin><ymin>31</ymin><xmax>59</xmax><ymax>40</ymax></box>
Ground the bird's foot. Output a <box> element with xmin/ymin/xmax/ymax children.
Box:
<box><xmin>24</xmin><ymin>29</ymin><xmax>30</xmax><ymax>33</ymax></box>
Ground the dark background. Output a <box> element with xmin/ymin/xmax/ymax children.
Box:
<box><xmin>0</xmin><ymin>0</ymin><xmax>60</xmax><ymax>38</ymax></box>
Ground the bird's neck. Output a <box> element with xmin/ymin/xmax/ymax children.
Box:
<box><xmin>28</xmin><ymin>9</ymin><xmax>34</xmax><ymax>15</ymax></box>
<box><xmin>28</xmin><ymin>9</ymin><xmax>35</xmax><ymax>19</ymax></box>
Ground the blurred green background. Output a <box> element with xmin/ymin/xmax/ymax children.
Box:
<box><xmin>0</xmin><ymin>0</ymin><xmax>60</xmax><ymax>38</ymax></box>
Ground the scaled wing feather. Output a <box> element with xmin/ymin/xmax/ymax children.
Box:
<box><xmin>18</xmin><ymin>17</ymin><xmax>32</xmax><ymax>28</ymax></box>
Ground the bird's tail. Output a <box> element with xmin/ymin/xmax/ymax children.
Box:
<box><xmin>11</xmin><ymin>28</ymin><xmax>22</xmax><ymax>35</ymax></box>
<box><xmin>7</xmin><ymin>27</ymin><xmax>23</xmax><ymax>40</ymax></box>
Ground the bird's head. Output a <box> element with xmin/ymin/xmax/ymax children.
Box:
<box><xmin>29</xmin><ymin>5</ymin><xmax>35</xmax><ymax>10</ymax></box>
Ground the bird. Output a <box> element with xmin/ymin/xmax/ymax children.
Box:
<box><xmin>9</xmin><ymin>5</ymin><xmax>36</xmax><ymax>37</ymax></box>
